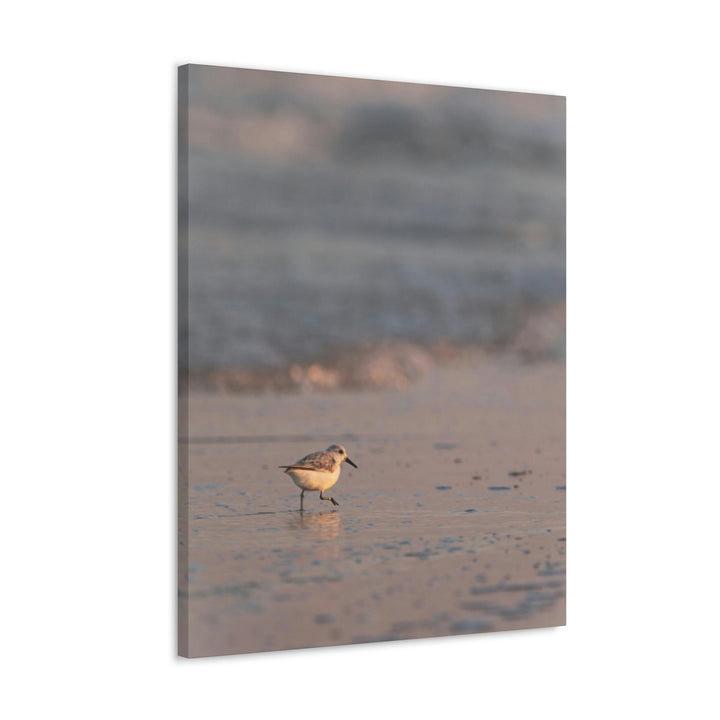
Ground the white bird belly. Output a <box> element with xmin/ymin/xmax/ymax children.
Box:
<box><xmin>285</xmin><ymin>467</ymin><xmax>340</xmax><ymax>492</ymax></box>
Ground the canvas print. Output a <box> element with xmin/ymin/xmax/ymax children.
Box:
<box><xmin>178</xmin><ymin>64</ymin><xmax>565</xmax><ymax>657</ymax></box>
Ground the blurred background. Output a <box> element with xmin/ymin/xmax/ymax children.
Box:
<box><xmin>180</xmin><ymin>65</ymin><xmax>565</xmax><ymax>392</ymax></box>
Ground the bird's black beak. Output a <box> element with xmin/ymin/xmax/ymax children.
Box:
<box><xmin>345</xmin><ymin>457</ymin><xmax>358</xmax><ymax>469</ymax></box>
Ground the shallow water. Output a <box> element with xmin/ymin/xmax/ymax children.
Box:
<box><xmin>179</xmin><ymin>361</ymin><xmax>566</xmax><ymax>657</ymax></box>
<box><xmin>181</xmin><ymin>459</ymin><xmax>565</xmax><ymax>656</ymax></box>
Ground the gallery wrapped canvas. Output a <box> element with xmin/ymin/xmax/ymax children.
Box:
<box><xmin>178</xmin><ymin>65</ymin><xmax>565</xmax><ymax>658</ymax></box>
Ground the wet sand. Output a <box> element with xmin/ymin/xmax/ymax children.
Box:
<box><xmin>178</xmin><ymin>357</ymin><xmax>565</xmax><ymax>657</ymax></box>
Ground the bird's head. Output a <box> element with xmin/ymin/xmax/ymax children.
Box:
<box><xmin>327</xmin><ymin>444</ymin><xmax>358</xmax><ymax>468</ymax></box>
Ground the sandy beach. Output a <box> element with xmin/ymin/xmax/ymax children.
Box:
<box><xmin>178</xmin><ymin>356</ymin><xmax>565</xmax><ymax>657</ymax></box>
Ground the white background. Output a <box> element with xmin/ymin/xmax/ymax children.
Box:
<box><xmin>2</xmin><ymin>2</ymin><xmax>719</xmax><ymax>718</ymax></box>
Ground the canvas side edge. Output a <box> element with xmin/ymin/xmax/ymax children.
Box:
<box><xmin>177</xmin><ymin>64</ymin><xmax>190</xmax><ymax>658</ymax></box>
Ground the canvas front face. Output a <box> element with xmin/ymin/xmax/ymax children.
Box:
<box><xmin>178</xmin><ymin>65</ymin><xmax>566</xmax><ymax>658</ymax></box>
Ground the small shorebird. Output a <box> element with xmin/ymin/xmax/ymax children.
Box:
<box><xmin>280</xmin><ymin>444</ymin><xmax>358</xmax><ymax>511</ymax></box>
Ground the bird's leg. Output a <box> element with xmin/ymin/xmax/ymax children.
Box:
<box><xmin>300</xmin><ymin>490</ymin><xmax>304</xmax><ymax>512</ymax></box>
<box><xmin>319</xmin><ymin>491</ymin><xmax>339</xmax><ymax>507</ymax></box>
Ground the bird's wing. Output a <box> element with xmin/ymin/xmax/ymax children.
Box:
<box><xmin>279</xmin><ymin>465</ymin><xmax>326</xmax><ymax>471</ymax></box>
<box><xmin>280</xmin><ymin>450</ymin><xmax>335</xmax><ymax>472</ymax></box>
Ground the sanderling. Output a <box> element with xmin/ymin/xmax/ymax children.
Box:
<box><xmin>280</xmin><ymin>444</ymin><xmax>358</xmax><ymax>511</ymax></box>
